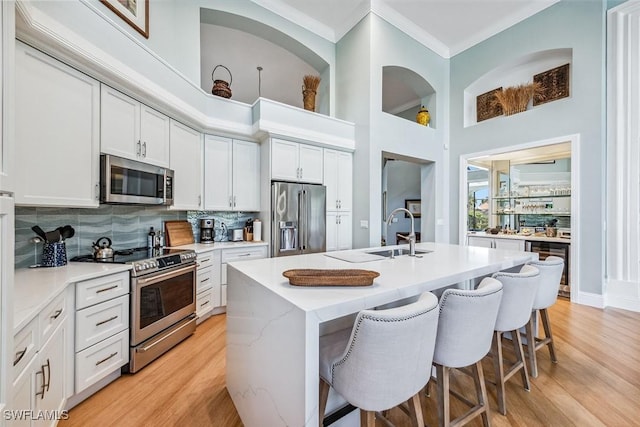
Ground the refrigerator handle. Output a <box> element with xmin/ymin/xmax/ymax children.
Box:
<box><xmin>298</xmin><ymin>190</ymin><xmax>304</xmax><ymax>251</ymax></box>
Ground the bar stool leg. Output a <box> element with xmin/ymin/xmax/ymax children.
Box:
<box><xmin>540</xmin><ymin>308</ymin><xmax>557</xmax><ymax>363</ymax></box>
<box><xmin>319</xmin><ymin>379</ymin><xmax>330</xmax><ymax>427</ymax></box>
<box><xmin>360</xmin><ymin>410</ymin><xmax>375</xmax><ymax>427</ymax></box>
<box><xmin>491</xmin><ymin>331</ymin><xmax>507</xmax><ymax>416</ymax></box>
<box><xmin>407</xmin><ymin>392</ymin><xmax>425</xmax><ymax>427</ymax></box>
<box><xmin>525</xmin><ymin>314</ymin><xmax>539</xmax><ymax>378</ymax></box>
<box><xmin>435</xmin><ymin>364</ymin><xmax>450</xmax><ymax>427</ymax></box>
<box><xmin>511</xmin><ymin>328</ymin><xmax>530</xmax><ymax>392</ymax></box>
<box><xmin>472</xmin><ymin>361</ymin><xmax>491</xmax><ymax>427</ymax></box>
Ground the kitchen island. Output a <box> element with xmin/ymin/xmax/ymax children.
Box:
<box><xmin>225</xmin><ymin>242</ymin><xmax>536</xmax><ymax>427</ymax></box>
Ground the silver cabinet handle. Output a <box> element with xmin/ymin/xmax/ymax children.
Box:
<box><xmin>95</xmin><ymin>352</ymin><xmax>118</xmax><ymax>366</ymax></box>
<box><xmin>198</xmin><ymin>195</ymin><xmax>201</xmax><ymax>207</ymax></box>
<box><xmin>50</xmin><ymin>309</ymin><xmax>63</xmax><ymax>320</ymax></box>
<box><xmin>142</xmin><ymin>141</ymin><xmax>147</xmax><ymax>157</ymax></box>
<box><xmin>95</xmin><ymin>315</ymin><xmax>118</xmax><ymax>327</ymax></box>
<box><xmin>201</xmin><ymin>277</ymin><xmax>210</xmax><ymax>283</ymax></box>
<box><xmin>96</xmin><ymin>285</ymin><xmax>118</xmax><ymax>294</ymax></box>
<box><xmin>95</xmin><ymin>183</ymin><xmax>100</xmax><ymax>200</ymax></box>
<box><xmin>229</xmin><ymin>196</ymin><xmax>233</xmax><ymax>208</ymax></box>
<box><xmin>200</xmin><ymin>301</ymin><xmax>210</xmax><ymax>307</ymax></box>
<box><xmin>35</xmin><ymin>369</ymin><xmax>45</xmax><ymax>399</ymax></box>
<box><xmin>14</xmin><ymin>347</ymin><xmax>27</xmax><ymax>366</ymax></box>
<box><xmin>44</xmin><ymin>359</ymin><xmax>51</xmax><ymax>392</ymax></box>
<box><xmin>233</xmin><ymin>195</ymin><xmax>237</xmax><ymax>208</ymax></box>
<box><xmin>137</xmin><ymin>140</ymin><xmax>141</xmax><ymax>156</ymax></box>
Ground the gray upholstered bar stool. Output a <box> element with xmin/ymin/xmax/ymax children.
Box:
<box><xmin>318</xmin><ymin>292</ymin><xmax>439</xmax><ymax>427</ymax></box>
<box><xmin>489</xmin><ymin>265</ymin><xmax>540</xmax><ymax>415</ymax></box>
<box><xmin>431</xmin><ymin>277</ymin><xmax>503</xmax><ymax>427</ymax></box>
<box><xmin>523</xmin><ymin>256</ymin><xmax>564</xmax><ymax>377</ymax></box>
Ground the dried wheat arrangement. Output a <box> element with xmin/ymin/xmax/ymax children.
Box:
<box><xmin>492</xmin><ymin>82</ymin><xmax>544</xmax><ymax>116</ymax></box>
<box><xmin>302</xmin><ymin>75</ymin><xmax>321</xmax><ymax>93</ymax></box>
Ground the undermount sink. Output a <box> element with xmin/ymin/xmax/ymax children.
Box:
<box><xmin>366</xmin><ymin>248</ymin><xmax>432</xmax><ymax>258</ymax></box>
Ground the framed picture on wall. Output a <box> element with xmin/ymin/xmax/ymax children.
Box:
<box><xmin>100</xmin><ymin>0</ymin><xmax>149</xmax><ymax>38</ymax></box>
<box><xmin>405</xmin><ymin>199</ymin><xmax>421</xmax><ymax>218</ymax></box>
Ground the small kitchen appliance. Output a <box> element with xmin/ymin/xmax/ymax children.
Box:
<box><xmin>230</xmin><ymin>228</ymin><xmax>244</xmax><ymax>241</ymax></box>
<box><xmin>199</xmin><ymin>218</ymin><xmax>215</xmax><ymax>243</ymax></box>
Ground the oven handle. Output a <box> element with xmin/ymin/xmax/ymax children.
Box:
<box><xmin>134</xmin><ymin>264</ymin><xmax>196</xmax><ymax>286</ymax></box>
<box><xmin>136</xmin><ymin>315</ymin><xmax>196</xmax><ymax>353</ymax></box>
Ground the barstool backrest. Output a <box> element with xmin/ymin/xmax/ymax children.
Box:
<box><xmin>492</xmin><ymin>265</ymin><xmax>540</xmax><ymax>332</ymax></box>
<box><xmin>528</xmin><ymin>256</ymin><xmax>564</xmax><ymax>310</ymax></box>
<box><xmin>433</xmin><ymin>277</ymin><xmax>503</xmax><ymax>368</ymax></box>
<box><xmin>330</xmin><ymin>292</ymin><xmax>439</xmax><ymax>411</ymax></box>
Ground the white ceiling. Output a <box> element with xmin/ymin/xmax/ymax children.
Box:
<box><xmin>252</xmin><ymin>0</ymin><xmax>560</xmax><ymax>58</ymax></box>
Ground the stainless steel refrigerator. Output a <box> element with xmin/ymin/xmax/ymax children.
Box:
<box><xmin>272</xmin><ymin>181</ymin><xmax>326</xmax><ymax>257</ymax></box>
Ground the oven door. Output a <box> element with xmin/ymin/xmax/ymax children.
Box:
<box><xmin>131</xmin><ymin>263</ymin><xmax>196</xmax><ymax>345</ymax></box>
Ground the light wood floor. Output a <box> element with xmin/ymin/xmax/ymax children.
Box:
<box><xmin>59</xmin><ymin>299</ymin><xmax>640</xmax><ymax>427</ymax></box>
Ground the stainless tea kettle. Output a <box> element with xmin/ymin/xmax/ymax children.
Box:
<box><xmin>92</xmin><ymin>236</ymin><xmax>114</xmax><ymax>260</ymax></box>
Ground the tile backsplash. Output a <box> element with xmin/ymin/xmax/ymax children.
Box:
<box><xmin>15</xmin><ymin>206</ymin><xmax>259</xmax><ymax>268</ymax></box>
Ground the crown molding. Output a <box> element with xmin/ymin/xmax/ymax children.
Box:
<box><xmin>249</xmin><ymin>0</ymin><xmax>336</xmax><ymax>41</ymax></box>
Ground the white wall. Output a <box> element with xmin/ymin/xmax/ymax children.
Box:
<box><xmin>384</xmin><ymin>160</ymin><xmax>421</xmax><ymax>245</ymax></box>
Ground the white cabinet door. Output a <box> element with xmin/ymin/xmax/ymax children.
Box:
<box><xmin>0</xmin><ymin>1</ymin><xmax>14</xmax><ymax>193</ymax></box>
<box><xmin>35</xmin><ymin>325</ymin><xmax>66</xmax><ymax>427</ymax></box>
<box><xmin>467</xmin><ymin>236</ymin><xmax>494</xmax><ymax>248</ymax></box>
<box><xmin>324</xmin><ymin>150</ymin><xmax>352</xmax><ymax>211</ymax></box>
<box><xmin>15</xmin><ymin>42</ymin><xmax>100</xmax><ymax>207</ymax></box>
<box><xmin>271</xmin><ymin>139</ymin><xmax>299</xmax><ymax>181</ymax></box>
<box><xmin>494</xmin><ymin>238</ymin><xmax>525</xmax><ymax>252</ymax></box>
<box><xmin>203</xmin><ymin>135</ymin><xmax>233</xmax><ymax>211</ymax></box>
<box><xmin>337</xmin><ymin>151</ymin><xmax>353</xmax><ymax>211</ymax></box>
<box><xmin>337</xmin><ymin>212</ymin><xmax>352</xmax><ymax>251</ymax></box>
<box><xmin>170</xmin><ymin>121</ymin><xmax>202</xmax><ymax>210</ymax></box>
<box><xmin>323</xmin><ymin>150</ymin><xmax>339</xmax><ymax>211</ymax></box>
<box><xmin>10</xmin><ymin>355</ymin><xmax>37</xmax><ymax>427</ymax></box>
<box><xmin>326</xmin><ymin>212</ymin><xmax>352</xmax><ymax>252</ymax></box>
<box><xmin>100</xmin><ymin>84</ymin><xmax>140</xmax><ymax>161</ymax></box>
<box><xmin>139</xmin><ymin>104</ymin><xmax>170</xmax><ymax>167</ymax></box>
<box><xmin>298</xmin><ymin>144</ymin><xmax>323</xmax><ymax>184</ymax></box>
<box><xmin>233</xmin><ymin>140</ymin><xmax>260</xmax><ymax>211</ymax></box>
<box><xmin>326</xmin><ymin>212</ymin><xmax>338</xmax><ymax>252</ymax></box>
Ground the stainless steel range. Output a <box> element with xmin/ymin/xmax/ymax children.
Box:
<box><xmin>72</xmin><ymin>247</ymin><xmax>197</xmax><ymax>372</ymax></box>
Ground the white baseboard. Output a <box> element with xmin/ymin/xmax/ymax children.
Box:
<box><xmin>605</xmin><ymin>279</ymin><xmax>640</xmax><ymax>312</ymax></box>
<box><xmin>574</xmin><ymin>291</ymin><xmax>605</xmax><ymax>309</ymax></box>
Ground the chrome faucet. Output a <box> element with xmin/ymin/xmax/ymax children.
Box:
<box><xmin>386</xmin><ymin>208</ymin><xmax>416</xmax><ymax>257</ymax></box>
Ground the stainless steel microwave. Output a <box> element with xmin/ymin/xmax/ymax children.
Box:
<box><xmin>100</xmin><ymin>154</ymin><xmax>174</xmax><ymax>205</ymax></box>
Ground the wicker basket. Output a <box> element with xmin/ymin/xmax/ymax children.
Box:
<box><xmin>211</xmin><ymin>65</ymin><xmax>232</xmax><ymax>99</ymax></box>
<box><xmin>283</xmin><ymin>269</ymin><xmax>379</xmax><ymax>287</ymax></box>
<box><xmin>302</xmin><ymin>89</ymin><xmax>317</xmax><ymax>111</ymax></box>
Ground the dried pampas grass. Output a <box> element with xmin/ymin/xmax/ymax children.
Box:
<box><xmin>492</xmin><ymin>82</ymin><xmax>544</xmax><ymax>116</ymax></box>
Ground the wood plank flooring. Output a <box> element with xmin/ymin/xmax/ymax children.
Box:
<box><xmin>59</xmin><ymin>299</ymin><xmax>640</xmax><ymax>426</ymax></box>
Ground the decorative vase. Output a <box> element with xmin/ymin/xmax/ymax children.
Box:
<box><xmin>416</xmin><ymin>106</ymin><xmax>430</xmax><ymax>126</ymax></box>
<box><xmin>303</xmin><ymin>89</ymin><xmax>317</xmax><ymax>112</ymax></box>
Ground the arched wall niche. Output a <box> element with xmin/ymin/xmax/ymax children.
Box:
<box><xmin>381</xmin><ymin>65</ymin><xmax>436</xmax><ymax>128</ymax></box>
<box><xmin>464</xmin><ymin>48</ymin><xmax>573</xmax><ymax>127</ymax></box>
<box><xmin>200</xmin><ymin>9</ymin><xmax>330</xmax><ymax>113</ymax></box>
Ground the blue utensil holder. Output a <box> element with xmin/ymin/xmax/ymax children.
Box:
<box><xmin>42</xmin><ymin>241</ymin><xmax>67</xmax><ymax>267</ymax></box>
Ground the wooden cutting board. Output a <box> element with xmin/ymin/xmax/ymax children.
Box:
<box><xmin>164</xmin><ymin>220</ymin><xmax>195</xmax><ymax>247</ymax></box>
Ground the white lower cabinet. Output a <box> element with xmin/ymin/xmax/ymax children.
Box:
<box><xmin>10</xmin><ymin>292</ymin><xmax>69</xmax><ymax>427</ymax></box>
<box><xmin>467</xmin><ymin>235</ymin><xmax>525</xmax><ymax>251</ymax></box>
<box><xmin>195</xmin><ymin>250</ymin><xmax>221</xmax><ymax>323</ymax></box>
<box><xmin>221</xmin><ymin>246</ymin><xmax>268</xmax><ymax>307</ymax></box>
<box><xmin>326</xmin><ymin>212</ymin><xmax>352</xmax><ymax>251</ymax></box>
<box><xmin>74</xmin><ymin>272</ymin><xmax>129</xmax><ymax>393</ymax></box>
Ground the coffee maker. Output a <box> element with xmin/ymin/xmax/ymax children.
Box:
<box><xmin>199</xmin><ymin>218</ymin><xmax>215</xmax><ymax>243</ymax></box>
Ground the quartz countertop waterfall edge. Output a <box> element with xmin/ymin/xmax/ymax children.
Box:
<box><xmin>225</xmin><ymin>242</ymin><xmax>536</xmax><ymax>427</ymax></box>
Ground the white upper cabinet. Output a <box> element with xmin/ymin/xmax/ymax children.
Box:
<box><xmin>324</xmin><ymin>149</ymin><xmax>352</xmax><ymax>212</ymax></box>
<box><xmin>101</xmin><ymin>85</ymin><xmax>170</xmax><ymax>167</ymax></box>
<box><xmin>15</xmin><ymin>41</ymin><xmax>100</xmax><ymax>207</ymax></box>
<box><xmin>204</xmin><ymin>135</ymin><xmax>260</xmax><ymax>211</ymax></box>
<box><xmin>271</xmin><ymin>138</ymin><xmax>323</xmax><ymax>184</ymax></box>
<box><xmin>169</xmin><ymin>120</ymin><xmax>202</xmax><ymax>210</ymax></box>
<box><xmin>0</xmin><ymin>2</ymin><xmax>14</xmax><ymax>193</ymax></box>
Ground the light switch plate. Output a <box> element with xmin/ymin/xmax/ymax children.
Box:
<box><xmin>360</xmin><ymin>220</ymin><xmax>369</xmax><ymax>229</ymax></box>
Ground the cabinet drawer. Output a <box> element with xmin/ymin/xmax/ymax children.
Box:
<box><xmin>13</xmin><ymin>318</ymin><xmax>38</xmax><ymax>380</ymax></box>
<box><xmin>76</xmin><ymin>272</ymin><xmax>129</xmax><ymax>309</ymax></box>
<box><xmin>75</xmin><ymin>294</ymin><xmax>129</xmax><ymax>352</ymax></box>
<box><xmin>197</xmin><ymin>251</ymin><xmax>217</xmax><ymax>270</ymax></box>
<box><xmin>196</xmin><ymin>288</ymin><xmax>213</xmax><ymax>317</ymax></box>
<box><xmin>197</xmin><ymin>266</ymin><xmax>213</xmax><ymax>293</ymax></box>
<box><xmin>75</xmin><ymin>329</ymin><xmax>129</xmax><ymax>393</ymax></box>
<box><xmin>39</xmin><ymin>291</ymin><xmax>66</xmax><ymax>345</ymax></box>
<box><xmin>221</xmin><ymin>246</ymin><xmax>268</xmax><ymax>263</ymax></box>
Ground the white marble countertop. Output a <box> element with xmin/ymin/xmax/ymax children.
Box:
<box><xmin>171</xmin><ymin>240</ymin><xmax>268</xmax><ymax>253</ymax></box>
<box><xmin>227</xmin><ymin>242</ymin><xmax>536</xmax><ymax>321</ymax></box>
<box><xmin>14</xmin><ymin>263</ymin><xmax>132</xmax><ymax>333</ymax></box>
<box><xmin>468</xmin><ymin>231</ymin><xmax>571</xmax><ymax>244</ymax></box>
